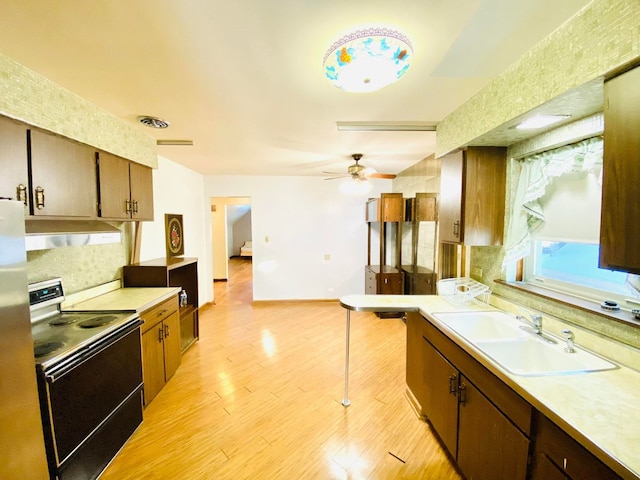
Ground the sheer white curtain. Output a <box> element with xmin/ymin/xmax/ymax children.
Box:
<box><xmin>502</xmin><ymin>136</ymin><xmax>603</xmax><ymax>267</ymax></box>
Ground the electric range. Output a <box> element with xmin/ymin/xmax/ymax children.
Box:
<box><xmin>28</xmin><ymin>277</ymin><xmax>144</xmax><ymax>480</ymax></box>
<box><xmin>29</xmin><ymin>278</ymin><xmax>138</xmax><ymax>370</ymax></box>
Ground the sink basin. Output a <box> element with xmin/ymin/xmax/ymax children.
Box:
<box><xmin>432</xmin><ymin>311</ymin><xmax>529</xmax><ymax>341</ymax></box>
<box><xmin>431</xmin><ymin>311</ymin><xmax>617</xmax><ymax>376</ymax></box>
<box><xmin>475</xmin><ymin>338</ymin><xmax>617</xmax><ymax>376</ymax></box>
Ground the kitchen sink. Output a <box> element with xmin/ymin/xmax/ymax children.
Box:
<box><xmin>475</xmin><ymin>338</ymin><xmax>617</xmax><ymax>376</ymax></box>
<box><xmin>432</xmin><ymin>311</ymin><xmax>530</xmax><ymax>341</ymax></box>
<box><xmin>431</xmin><ymin>311</ymin><xmax>617</xmax><ymax>376</ymax></box>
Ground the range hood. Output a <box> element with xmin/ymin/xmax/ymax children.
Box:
<box><xmin>25</xmin><ymin>220</ymin><xmax>122</xmax><ymax>251</ymax></box>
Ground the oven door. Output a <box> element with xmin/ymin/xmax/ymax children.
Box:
<box><xmin>38</xmin><ymin>318</ymin><xmax>143</xmax><ymax>478</ymax></box>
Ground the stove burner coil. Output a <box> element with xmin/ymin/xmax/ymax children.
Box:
<box><xmin>34</xmin><ymin>341</ymin><xmax>65</xmax><ymax>357</ymax></box>
<box><xmin>78</xmin><ymin>315</ymin><xmax>118</xmax><ymax>328</ymax></box>
<box><xmin>49</xmin><ymin>314</ymin><xmax>77</xmax><ymax>326</ymax></box>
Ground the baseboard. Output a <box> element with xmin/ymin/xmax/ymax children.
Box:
<box><xmin>404</xmin><ymin>388</ymin><xmax>426</xmax><ymax>421</ymax></box>
<box><xmin>251</xmin><ymin>299</ymin><xmax>339</xmax><ymax>305</ymax></box>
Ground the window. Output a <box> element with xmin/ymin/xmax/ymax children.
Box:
<box><xmin>505</xmin><ymin>136</ymin><xmax>640</xmax><ymax>304</ymax></box>
<box><xmin>527</xmin><ymin>240</ymin><xmax>632</xmax><ymax>300</ymax></box>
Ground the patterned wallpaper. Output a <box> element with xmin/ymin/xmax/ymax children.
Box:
<box><xmin>0</xmin><ymin>53</ymin><xmax>157</xmax><ymax>168</ymax></box>
<box><xmin>26</xmin><ymin>224</ymin><xmax>132</xmax><ymax>294</ymax></box>
<box><xmin>436</xmin><ymin>0</ymin><xmax>640</xmax><ymax>156</ymax></box>
<box><xmin>0</xmin><ymin>52</ymin><xmax>151</xmax><ymax>293</ymax></box>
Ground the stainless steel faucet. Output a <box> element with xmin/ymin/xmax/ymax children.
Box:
<box><xmin>517</xmin><ymin>312</ymin><xmax>557</xmax><ymax>344</ymax></box>
<box><xmin>562</xmin><ymin>329</ymin><xmax>576</xmax><ymax>353</ymax></box>
<box><xmin>530</xmin><ymin>314</ymin><xmax>543</xmax><ymax>335</ymax></box>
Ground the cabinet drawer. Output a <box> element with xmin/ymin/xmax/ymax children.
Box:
<box><xmin>535</xmin><ymin>414</ymin><xmax>621</xmax><ymax>480</ymax></box>
<box><xmin>140</xmin><ymin>296</ymin><xmax>179</xmax><ymax>333</ymax></box>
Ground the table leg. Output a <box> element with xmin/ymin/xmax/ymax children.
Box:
<box><xmin>342</xmin><ymin>309</ymin><xmax>351</xmax><ymax>407</ymax></box>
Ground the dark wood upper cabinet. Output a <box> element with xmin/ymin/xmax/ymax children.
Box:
<box><xmin>439</xmin><ymin>146</ymin><xmax>506</xmax><ymax>245</ymax></box>
<box><xmin>97</xmin><ymin>151</ymin><xmax>154</xmax><ymax>221</ymax></box>
<box><xmin>29</xmin><ymin>129</ymin><xmax>97</xmax><ymax>218</ymax></box>
<box><xmin>0</xmin><ymin>116</ymin><xmax>29</xmax><ymax>212</ymax></box>
<box><xmin>600</xmin><ymin>65</ymin><xmax>640</xmax><ymax>273</ymax></box>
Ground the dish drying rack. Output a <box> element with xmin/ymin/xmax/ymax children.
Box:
<box><xmin>437</xmin><ymin>278</ymin><xmax>491</xmax><ymax>305</ymax></box>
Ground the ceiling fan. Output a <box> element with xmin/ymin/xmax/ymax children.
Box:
<box><xmin>324</xmin><ymin>154</ymin><xmax>396</xmax><ymax>181</ymax></box>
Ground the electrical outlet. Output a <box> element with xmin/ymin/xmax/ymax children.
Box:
<box><xmin>472</xmin><ymin>267</ymin><xmax>483</xmax><ymax>277</ymax></box>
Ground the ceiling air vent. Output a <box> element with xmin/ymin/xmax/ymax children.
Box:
<box><xmin>137</xmin><ymin>116</ymin><xmax>170</xmax><ymax>129</ymax></box>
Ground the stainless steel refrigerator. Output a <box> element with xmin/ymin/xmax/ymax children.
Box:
<box><xmin>0</xmin><ymin>199</ymin><xmax>49</xmax><ymax>479</ymax></box>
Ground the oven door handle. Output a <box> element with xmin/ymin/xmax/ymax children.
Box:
<box><xmin>44</xmin><ymin>318</ymin><xmax>142</xmax><ymax>384</ymax></box>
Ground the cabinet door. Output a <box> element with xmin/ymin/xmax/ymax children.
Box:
<box><xmin>379</xmin><ymin>273</ymin><xmax>403</xmax><ymax>294</ymax></box>
<box><xmin>0</xmin><ymin>116</ymin><xmax>29</xmax><ymax>211</ymax></box>
<box><xmin>439</xmin><ymin>151</ymin><xmax>464</xmax><ymax>244</ymax></box>
<box><xmin>141</xmin><ymin>324</ymin><xmax>166</xmax><ymax>405</ymax></box>
<box><xmin>422</xmin><ymin>337</ymin><xmax>459</xmax><ymax>458</ymax></box>
<box><xmin>30</xmin><ymin>129</ymin><xmax>97</xmax><ymax>217</ymax></box>
<box><xmin>129</xmin><ymin>161</ymin><xmax>154</xmax><ymax>220</ymax></box>
<box><xmin>457</xmin><ymin>375</ymin><xmax>529</xmax><ymax>480</ymax></box>
<box><xmin>530</xmin><ymin>454</ymin><xmax>571</xmax><ymax>480</ymax></box>
<box><xmin>97</xmin><ymin>151</ymin><xmax>132</xmax><ymax>219</ymax></box>
<box><xmin>405</xmin><ymin>312</ymin><xmax>428</xmax><ymax>413</ymax></box>
<box><xmin>463</xmin><ymin>147</ymin><xmax>506</xmax><ymax>246</ymax></box>
<box><xmin>600</xmin><ymin>66</ymin><xmax>640</xmax><ymax>273</ymax></box>
<box><xmin>162</xmin><ymin>311</ymin><xmax>182</xmax><ymax>382</ymax></box>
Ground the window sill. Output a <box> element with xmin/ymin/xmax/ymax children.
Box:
<box><xmin>494</xmin><ymin>279</ymin><xmax>640</xmax><ymax>329</ymax></box>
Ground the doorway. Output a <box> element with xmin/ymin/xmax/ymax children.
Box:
<box><xmin>211</xmin><ymin>197</ymin><xmax>253</xmax><ymax>305</ymax></box>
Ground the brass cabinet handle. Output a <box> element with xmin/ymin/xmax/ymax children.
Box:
<box><xmin>448</xmin><ymin>374</ymin><xmax>458</xmax><ymax>395</ymax></box>
<box><xmin>35</xmin><ymin>186</ymin><xmax>45</xmax><ymax>210</ymax></box>
<box><xmin>458</xmin><ymin>383</ymin><xmax>467</xmax><ymax>405</ymax></box>
<box><xmin>164</xmin><ymin>323</ymin><xmax>170</xmax><ymax>338</ymax></box>
<box><xmin>453</xmin><ymin>220</ymin><xmax>460</xmax><ymax>238</ymax></box>
<box><xmin>132</xmin><ymin>200</ymin><xmax>139</xmax><ymax>214</ymax></box>
<box><xmin>156</xmin><ymin>309</ymin><xmax>168</xmax><ymax>317</ymax></box>
<box><xmin>125</xmin><ymin>199</ymin><xmax>132</xmax><ymax>214</ymax></box>
<box><xmin>158</xmin><ymin>326</ymin><xmax>164</xmax><ymax>342</ymax></box>
<box><xmin>16</xmin><ymin>184</ymin><xmax>28</xmax><ymax>206</ymax></box>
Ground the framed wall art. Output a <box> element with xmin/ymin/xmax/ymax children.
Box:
<box><xmin>165</xmin><ymin>213</ymin><xmax>184</xmax><ymax>258</ymax></box>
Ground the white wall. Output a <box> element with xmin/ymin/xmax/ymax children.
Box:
<box><xmin>205</xmin><ymin>175</ymin><xmax>391</xmax><ymax>300</ymax></box>
<box><xmin>231</xmin><ymin>210</ymin><xmax>252</xmax><ymax>256</ymax></box>
<box><xmin>140</xmin><ymin>156</ymin><xmax>213</xmax><ymax>307</ymax></box>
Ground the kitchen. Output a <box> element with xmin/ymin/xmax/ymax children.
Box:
<box><xmin>1</xmin><ymin>0</ymin><xmax>640</xmax><ymax>479</ymax></box>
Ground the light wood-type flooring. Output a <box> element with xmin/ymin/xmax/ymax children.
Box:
<box><xmin>101</xmin><ymin>260</ymin><xmax>461</xmax><ymax>479</ymax></box>
<box><xmin>213</xmin><ymin>256</ymin><xmax>254</xmax><ymax>305</ymax></box>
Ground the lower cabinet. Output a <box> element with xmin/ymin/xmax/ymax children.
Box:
<box><xmin>456</xmin><ymin>376</ymin><xmax>530</xmax><ymax>480</ymax></box>
<box><xmin>407</xmin><ymin>311</ymin><xmax>531</xmax><ymax>480</ymax></box>
<box><xmin>365</xmin><ymin>265</ymin><xmax>404</xmax><ymax>294</ymax></box>
<box><xmin>140</xmin><ymin>295</ymin><xmax>181</xmax><ymax>406</ymax></box>
<box><xmin>530</xmin><ymin>414</ymin><xmax>622</xmax><ymax>480</ymax></box>
<box><xmin>407</xmin><ymin>311</ymin><xmax>623</xmax><ymax>480</ymax></box>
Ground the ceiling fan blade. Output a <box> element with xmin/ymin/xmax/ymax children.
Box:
<box><xmin>324</xmin><ymin>176</ymin><xmax>347</xmax><ymax>180</ymax></box>
<box><xmin>368</xmin><ymin>173</ymin><xmax>397</xmax><ymax>179</ymax></box>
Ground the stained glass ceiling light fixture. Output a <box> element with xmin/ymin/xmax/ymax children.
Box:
<box><xmin>323</xmin><ymin>28</ymin><xmax>413</xmax><ymax>93</ymax></box>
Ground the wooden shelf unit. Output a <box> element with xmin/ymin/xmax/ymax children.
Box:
<box><xmin>123</xmin><ymin>257</ymin><xmax>199</xmax><ymax>353</ymax></box>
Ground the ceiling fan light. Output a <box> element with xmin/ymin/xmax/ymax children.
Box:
<box><xmin>323</xmin><ymin>28</ymin><xmax>413</xmax><ymax>93</ymax></box>
<box><xmin>340</xmin><ymin>177</ymin><xmax>372</xmax><ymax>194</ymax></box>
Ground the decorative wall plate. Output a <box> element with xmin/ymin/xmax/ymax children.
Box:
<box><xmin>165</xmin><ymin>213</ymin><xmax>184</xmax><ymax>257</ymax></box>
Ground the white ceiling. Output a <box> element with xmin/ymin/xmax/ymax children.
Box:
<box><xmin>0</xmin><ymin>0</ymin><xmax>592</xmax><ymax>177</ymax></box>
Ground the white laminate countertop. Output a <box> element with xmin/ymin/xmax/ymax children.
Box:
<box><xmin>63</xmin><ymin>287</ymin><xmax>182</xmax><ymax>313</ymax></box>
<box><xmin>339</xmin><ymin>294</ymin><xmax>640</xmax><ymax>480</ymax></box>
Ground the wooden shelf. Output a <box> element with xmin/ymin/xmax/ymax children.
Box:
<box><xmin>123</xmin><ymin>257</ymin><xmax>199</xmax><ymax>353</ymax></box>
